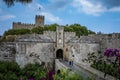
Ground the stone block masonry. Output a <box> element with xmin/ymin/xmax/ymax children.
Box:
<box><xmin>0</xmin><ymin>26</ymin><xmax>120</xmax><ymax>68</ymax></box>
<box><xmin>0</xmin><ymin>42</ymin><xmax>16</xmax><ymax>61</ymax></box>
<box><xmin>13</xmin><ymin>15</ymin><xmax>44</xmax><ymax>29</ymax></box>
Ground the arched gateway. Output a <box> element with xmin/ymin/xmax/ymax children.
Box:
<box><xmin>56</xmin><ymin>49</ymin><xmax>63</xmax><ymax>59</ymax></box>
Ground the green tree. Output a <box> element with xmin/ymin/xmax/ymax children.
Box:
<box><xmin>31</xmin><ymin>27</ymin><xmax>44</xmax><ymax>34</ymax></box>
<box><xmin>44</xmin><ymin>24</ymin><xmax>57</xmax><ymax>31</ymax></box>
<box><xmin>3</xmin><ymin>0</ymin><xmax>32</xmax><ymax>7</ymax></box>
<box><xmin>88</xmin><ymin>30</ymin><xmax>96</xmax><ymax>34</ymax></box>
<box><xmin>68</xmin><ymin>24</ymin><xmax>91</xmax><ymax>37</ymax></box>
<box><xmin>64</xmin><ymin>26</ymin><xmax>74</xmax><ymax>32</ymax></box>
<box><xmin>4</xmin><ymin>28</ymin><xmax>31</xmax><ymax>36</ymax></box>
<box><xmin>3</xmin><ymin>23</ymin><xmax>95</xmax><ymax>38</ymax></box>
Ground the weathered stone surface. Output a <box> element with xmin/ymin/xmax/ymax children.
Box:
<box><xmin>0</xmin><ymin>27</ymin><xmax>120</xmax><ymax>68</ymax></box>
<box><xmin>0</xmin><ymin>42</ymin><xmax>15</xmax><ymax>61</ymax></box>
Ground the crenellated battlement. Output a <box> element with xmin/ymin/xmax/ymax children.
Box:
<box><xmin>13</xmin><ymin>22</ymin><xmax>35</xmax><ymax>26</ymax></box>
<box><xmin>36</xmin><ymin>15</ymin><xmax>44</xmax><ymax>19</ymax></box>
<box><xmin>13</xmin><ymin>15</ymin><xmax>44</xmax><ymax>29</ymax></box>
<box><xmin>13</xmin><ymin>22</ymin><xmax>35</xmax><ymax>29</ymax></box>
<box><xmin>35</xmin><ymin>15</ymin><xmax>44</xmax><ymax>27</ymax></box>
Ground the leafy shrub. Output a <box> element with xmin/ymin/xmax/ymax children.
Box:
<box><xmin>3</xmin><ymin>24</ymin><xmax>95</xmax><ymax>38</ymax></box>
<box><xmin>4</xmin><ymin>28</ymin><xmax>31</xmax><ymax>36</ymax></box>
<box><xmin>0</xmin><ymin>61</ymin><xmax>20</xmax><ymax>80</ymax></box>
<box><xmin>0</xmin><ymin>61</ymin><xmax>47</xmax><ymax>80</ymax></box>
<box><xmin>84</xmin><ymin>49</ymin><xmax>120</xmax><ymax>79</ymax></box>
<box><xmin>53</xmin><ymin>69</ymin><xmax>94</xmax><ymax>80</ymax></box>
<box><xmin>20</xmin><ymin>62</ymin><xmax>47</xmax><ymax>79</ymax></box>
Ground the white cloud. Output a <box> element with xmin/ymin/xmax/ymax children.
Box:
<box><xmin>40</xmin><ymin>12</ymin><xmax>62</xmax><ymax>23</ymax></box>
<box><xmin>72</xmin><ymin>0</ymin><xmax>120</xmax><ymax>16</ymax></box>
<box><xmin>27</xmin><ymin>1</ymin><xmax>44</xmax><ymax>11</ymax></box>
<box><xmin>27</xmin><ymin>1</ymin><xmax>62</xmax><ymax>23</ymax></box>
<box><xmin>26</xmin><ymin>0</ymin><xmax>62</xmax><ymax>23</ymax></box>
<box><xmin>109</xmin><ymin>7</ymin><xmax>120</xmax><ymax>12</ymax></box>
<box><xmin>0</xmin><ymin>14</ymin><xmax>16</xmax><ymax>21</ymax></box>
<box><xmin>72</xmin><ymin>0</ymin><xmax>106</xmax><ymax>16</ymax></box>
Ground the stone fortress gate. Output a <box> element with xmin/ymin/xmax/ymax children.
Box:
<box><xmin>0</xmin><ymin>15</ymin><xmax>120</xmax><ymax>69</ymax></box>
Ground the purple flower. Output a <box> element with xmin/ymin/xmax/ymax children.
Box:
<box><xmin>114</xmin><ymin>49</ymin><xmax>119</xmax><ymax>54</ymax></box>
<box><xmin>107</xmin><ymin>59</ymin><xmax>111</xmax><ymax>63</ymax></box>
<box><xmin>104</xmin><ymin>48</ymin><xmax>118</xmax><ymax>57</ymax></box>
<box><xmin>28</xmin><ymin>78</ymin><xmax>34</xmax><ymax>80</ymax></box>
<box><xmin>40</xmin><ymin>78</ymin><xmax>46</xmax><ymax>80</ymax></box>
<box><xmin>47</xmin><ymin>70</ymin><xmax>55</xmax><ymax>80</ymax></box>
<box><xmin>118</xmin><ymin>68</ymin><xmax>120</xmax><ymax>76</ymax></box>
<box><xmin>116</xmin><ymin>53</ymin><xmax>120</xmax><ymax>57</ymax></box>
<box><xmin>115</xmin><ymin>53</ymin><xmax>120</xmax><ymax>62</ymax></box>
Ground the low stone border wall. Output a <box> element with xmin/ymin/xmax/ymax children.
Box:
<box><xmin>75</xmin><ymin>62</ymin><xmax>117</xmax><ymax>80</ymax></box>
<box><xmin>55</xmin><ymin>59</ymin><xmax>69</xmax><ymax>71</ymax></box>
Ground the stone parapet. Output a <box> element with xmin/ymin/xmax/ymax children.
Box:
<box><xmin>75</xmin><ymin>62</ymin><xmax>117</xmax><ymax>80</ymax></box>
<box><xmin>55</xmin><ymin>59</ymin><xmax>69</xmax><ymax>71</ymax></box>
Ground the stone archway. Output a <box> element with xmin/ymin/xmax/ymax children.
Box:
<box><xmin>56</xmin><ymin>49</ymin><xmax>63</xmax><ymax>59</ymax></box>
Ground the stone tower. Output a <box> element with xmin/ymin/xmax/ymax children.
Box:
<box><xmin>35</xmin><ymin>15</ymin><xmax>44</xmax><ymax>27</ymax></box>
<box><xmin>55</xmin><ymin>26</ymin><xmax>64</xmax><ymax>59</ymax></box>
<box><xmin>56</xmin><ymin>27</ymin><xmax>64</xmax><ymax>48</ymax></box>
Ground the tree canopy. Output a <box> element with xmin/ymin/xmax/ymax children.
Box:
<box><xmin>64</xmin><ymin>24</ymin><xmax>95</xmax><ymax>37</ymax></box>
<box><xmin>3</xmin><ymin>0</ymin><xmax>32</xmax><ymax>7</ymax></box>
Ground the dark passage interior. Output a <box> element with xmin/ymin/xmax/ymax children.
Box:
<box><xmin>56</xmin><ymin>49</ymin><xmax>63</xmax><ymax>59</ymax></box>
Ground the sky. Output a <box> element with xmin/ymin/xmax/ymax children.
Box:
<box><xmin>0</xmin><ymin>0</ymin><xmax>120</xmax><ymax>35</ymax></box>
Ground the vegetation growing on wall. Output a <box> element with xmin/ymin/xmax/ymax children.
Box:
<box><xmin>4</xmin><ymin>28</ymin><xmax>31</xmax><ymax>36</ymax></box>
<box><xmin>3</xmin><ymin>24</ymin><xmax>95</xmax><ymax>37</ymax></box>
<box><xmin>64</xmin><ymin>24</ymin><xmax>95</xmax><ymax>37</ymax></box>
<box><xmin>83</xmin><ymin>49</ymin><xmax>120</xmax><ymax>79</ymax></box>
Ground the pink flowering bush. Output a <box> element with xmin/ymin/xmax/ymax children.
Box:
<box><xmin>84</xmin><ymin>48</ymin><xmax>120</xmax><ymax>79</ymax></box>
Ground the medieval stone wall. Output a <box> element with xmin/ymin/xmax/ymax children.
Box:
<box><xmin>16</xmin><ymin>42</ymin><xmax>54</xmax><ymax>67</ymax></box>
<box><xmin>15</xmin><ymin>33</ymin><xmax>55</xmax><ymax>42</ymax></box>
<box><xmin>71</xmin><ymin>33</ymin><xmax>120</xmax><ymax>66</ymax></box>
<box><xmin>43</xmin><ymin>31</ymin><xmax>56</xmax><ymax>42</ymax></box>
<box><xmin>0</xmin><ymin>42</ymin><xmax>15</xmax><ymax>61</ymax></box>
<box><xmin>100</xmin><ymin>34</ymin><xmax>120</xmax><ymax>53</ymax></box>
<box><xmin>13</xmin><ymin>22</ymin><xmax>35</xmax><ymax>29</ymax></box>
<box><xmin>14</xmin><ymin>33</ymin><xmax>55</xmax><ymax>67</ymax></box>
<box><xmin>67</xmin><ymin>35</ymin><xmax>100</xmax><ymax>66</ymax></box>
<box><xmin>86</xmin><ymin>33</ymin><xmax>120</xmax><ymax>53</ymax></box>
<box><xmin>64</xmin><ymin>32</ymin><xmax>77</xmax><ymax>43</ymax></box>
<box><xmin>22</xmin><ymin>32</ymin><xmax>119</xmax><ymax>67</ymax></box>
<box><xmin>0</xmin><ymin>28</ymin><xmax>120</xmax><ymax>67</ymax></box>
<box><xmin>13</xmin><ymin>15</ymin><xmax>44</xmax><ymax>29</ymax></box>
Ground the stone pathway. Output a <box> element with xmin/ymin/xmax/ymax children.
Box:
<box><xmin>59</xmin><ymin>60</ymin><xmax>116</xmax><ymax>80</ymax></box>
<box><xmin>60</xmin><ymin>60</ymin><xmax>93</xmax><ymax>79</ymax></box>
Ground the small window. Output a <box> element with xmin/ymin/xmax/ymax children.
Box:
<box><xmin>59</xmin><ymin>39</ymin><xmax>62</xmax><ymax>43</ymax></box>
